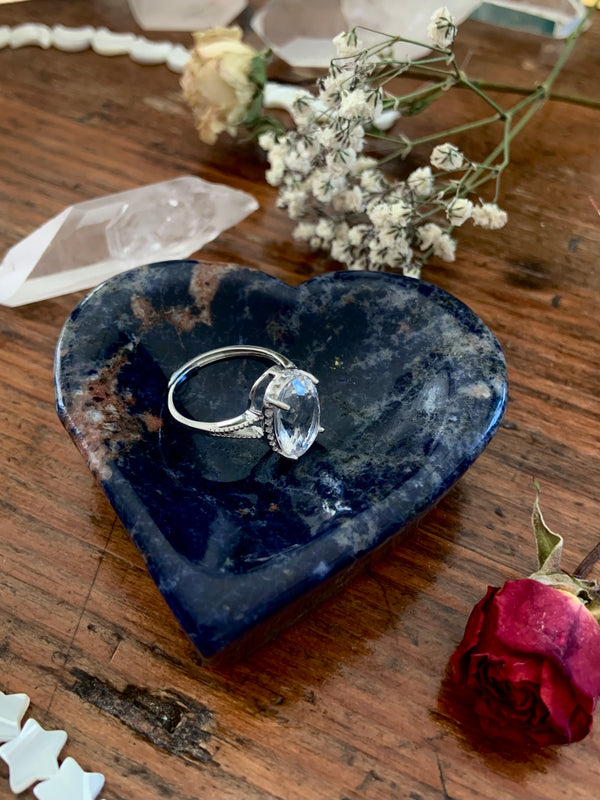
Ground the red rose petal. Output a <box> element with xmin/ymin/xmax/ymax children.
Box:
<box><xmin>449</xmin><ymin>586</ymin><xmax>498</xmax><ymax>681</ymax></box>
<box><xmin>539</xmin><ymin>659</ymin><xmax>576</xmax><ymax>739</ymax></box>
<box><xmin>492</xmin><ymin>580</ymin><xmax>600</xmax><ymax>700</ymax></box>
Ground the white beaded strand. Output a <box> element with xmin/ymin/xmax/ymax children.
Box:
<box><xmin>0</xmin><ymin>22</ymin><xmax>191</xmax><ymax>72</ymax></box>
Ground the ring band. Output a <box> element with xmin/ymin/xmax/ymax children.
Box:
<box><xmin>167</xmin><ymin>345</ymin><xmax>322</xmax><ymax>460</ymax></box>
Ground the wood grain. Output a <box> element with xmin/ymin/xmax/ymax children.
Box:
<box><xmin>1</xmin><ymin>2</ymin><xmax>600</xmax><ymax>798</ymax></box>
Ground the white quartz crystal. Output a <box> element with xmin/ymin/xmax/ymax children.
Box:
<box><xmin>252</xmin><ymin>0</ymin><xmax>481</xmax><ymax>67</ymax></box>
<box><xmin>127</xmin><ymin>0</ymin><xmax>247</xmax><ymax>31</ymax></box>
<box><xmin>0</xmin><ymin>176</ymin><xmax>258</xmax><ymax>307</ymax></box>
<box><xmin>251</xmin><ymin>0</ymin><xmax>347</xmax><ymax>68</ymax></box>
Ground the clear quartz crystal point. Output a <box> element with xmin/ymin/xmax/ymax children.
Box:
<box><xmin>252</xmin><ymin>0</ymin><xmax>481</xmax><ymax>67</ymax></box>
<box><xmin>127</xmin><ymin>0</ymin><xmax>247</xmax><ymax>30</ymax></box>
<box><xmin>0</xmin><ymin>176</ymin><xmax>258</xmax><ymax>307</ymax></box>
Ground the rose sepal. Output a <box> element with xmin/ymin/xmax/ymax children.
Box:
<box><xmin>529</xmin><ymin>483</ymin><xmax>600</xmax><ymax>620</ymax></box>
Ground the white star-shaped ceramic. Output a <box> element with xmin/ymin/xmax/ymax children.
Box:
<box><xmin>0</xmin><ymin>717</ymin><xmax>67</xmax><ymax>794</ymax></box>
<box><xmin>0</xmin><ymin>690</ymin><xmax>30</xmax><ymax>742</ymax></box>
<box><xmin>33</xmin><ymin>757</ymin><xmax>105</xmax><ymax>800</ymax></box>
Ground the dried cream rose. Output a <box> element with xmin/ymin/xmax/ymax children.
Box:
<box><xmin>181</xmin><ymin>26</ymin><xmax>258</xmax><ymax>145</ymax></box>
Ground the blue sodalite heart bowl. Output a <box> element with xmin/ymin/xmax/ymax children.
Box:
<box><xmin>54</xmin><ymin>261</ymin><xmax>507</xmax><ymax>660</ymax></box>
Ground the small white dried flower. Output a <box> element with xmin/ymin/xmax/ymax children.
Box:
<box><xmin>293</xmin><ymin>222</ymin><xmax>316</xmax><ymax>241</ymax></box>
<box><xmin>360</xmin><ymin>168</ymin><xmax>385</xmax><ymax>193</ymax></box>
<box><xmin>407</xmin><ymin>166</ymin><xmax>433</xmax><ymax>200</ymax></box>
<box><xmin>418</xmin><ymin>223</ymin><xmax>443</xmax><ymax>251</ymax></box>
<box><xmin>418</xmin><ymin>222</ymin><xmax>456</xmax><ymax>261</ymax></box>
<box><xmin>368</xmin><ymin>238</ymin><xmax>390</xmax><ymax>267</ymax></box>
<box><xmin>389</xmin><ymin>238</ymin><xmax>413</xmax><ymax>270</ymax></box>
<box><xmin>334</xmin><ymin>221</ymin><xmax>350</xmax><ymax>241</ymax></box>
<box><xmin>404</xmin><ymin>262</ymin><xmax>422</xmax><ymax>279</ymax></box>
<box><xmin>318</xmin><ymin>72</ymin><xmax>345</xmax><ymax>108</ymax></box>
<box><xmin>326</xmin><ymin>147</ymin><xmax>358</xmax><ymax>175</ymax></box>
<box><xmin>367</xmin><ymin>202</ymin><xmax>392</xmax><ymax>227</ymax></box>
<box><xmin>381</xmin><ymin>228</ymin><xmax>412</xmax><ymax>257</ymax></box>
<box><xmin>388</xmin><ymin>201</ymin><xmax>413</xmax><ymax>227</ymax></box>
<box><xmin>446</xmin><ymin>197</ymin><xmax>473</xmax><ymax>226</ymax></box>
<box><xmin>316</xmin><ymin>124</ymin><xmax>338</xmax><ymax>150</ymax></box>
<box><xmin>297</xmin><ymin>137</ymin><xmax>321</xmax><ymax>161</ymax></box>
<box><xmin>331</xmin><ymin>237</ymin><xmax>351</xmax><ymax>264</ymax></box>
<box><xmin>311</xmin><ymin>169</ymin><xmax>347</xmax><ymax>202</ymax></box>
<box><xmin>427</xmin><ymin>7</ymin><xmax>457</xmax><ymax>49</ymax></box>
<box><xmin>348</xmin><ymin>224</ymin><xmax>371</xmax><ymax>247</ymax></box>
<box><xmin>392</xmin><ymin>235</ymin><xmax>412</xmax><ymax>259</ymax></box>
<box><xmin>265</xmin><ymin>157</ymin><xmax>285</xmax><ymax>186</ymax></box>
<box><xmin>433</xmin><ymin>232</ymin><xmax>456</xmax><ymax>261</ymax></box>
<box><xmin>339</xmin><ymin>88</ymin><xmax>371</xmax><ymax>120</ymax></box>
<box><xmin>284</xmin><ymin>146</ymin><xmax>312</xmax><ymax>175</ymax></box>
<box><xmin>315</xmin><ymin>219</ymin><xmax>336</xmax><ymax>241</ymax></box>
<box><xmin>347</xmin><ymin>123</ymin><xmax>366</xmax><ymax>153</ymax></box>
<box><xmin>376</xmin><ymin>225</ymin><xmax>399</xmax><ymax>249</ymax></box>
<box><xmin>291</xmin><ymin>91</ymin><xmax>315</xmax><ymax>127</ymax></box>
<box><xmin>332</xmin><ymin>185</ymin><xmax>364</xmax><ymax>213</ymax></box>
<box><xmin>351</xmin><ymin>156</ymin><xmax>378</xmax><ymax>174</ymax></box>
<box><xmin>472</xmin><ymin>202</ymin><xmax>508</xmax><ymax>229</ymax></box>
<box><xmin>258</xmin><ymin>131</ymin><xmax>277</xmax><ymax>152</ymax></box>
<box><xmin>367</xmin><ymin>88</ymin><xmax>384</xmax><ymax>119</ymax></box>
<box><xmin>279</xmin><ymin>188</ymin><xmax>308</xmax><ymax>220</ymax></box>
<box><xmin>332</xmin><ymin>30</ymin><xmax>363</xmax><ymax>58</ymax></box>
<box><xmin>430</xmin><ymin>143</ymin><xmax>464</xmax><ymax>171</ymax></box>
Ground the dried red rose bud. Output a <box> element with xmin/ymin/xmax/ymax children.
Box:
<box><xmin>449</xmin><ymin>578</ymin><xmax>600</xmax><ymax>746</ymax></box>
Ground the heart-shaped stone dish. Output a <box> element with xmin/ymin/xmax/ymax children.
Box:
<box><xmin>54</xmin><ymin>261</ymin><xmax>507</xmax><ymax>660</ymax></box>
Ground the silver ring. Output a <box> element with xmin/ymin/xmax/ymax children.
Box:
<box><xmin>167</xmin><ymin>345</ymin><xmax>323</xmax><ymax>460</ymax></box>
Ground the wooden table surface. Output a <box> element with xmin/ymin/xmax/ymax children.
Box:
<box><xmin>1</xmin><ymin>1</ymin><xmax>600</xmax><ymax>798</ymax></box>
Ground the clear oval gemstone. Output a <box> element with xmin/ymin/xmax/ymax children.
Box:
<box><xmin>268</xmin><ymin>370</ymin><xmax>320</xmax><ymax>459</ymax></box>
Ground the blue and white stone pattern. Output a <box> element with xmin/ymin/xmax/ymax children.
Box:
<box><xmin>54</xmin><ymin>261</ymin><xmax>507</xmax><ymax>659</ymax></box>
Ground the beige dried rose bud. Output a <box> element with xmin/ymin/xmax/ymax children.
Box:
<box><xmin>181</xmin><ymin>26</ymin><xmax>258</xmax><ymax>145</ymax></box>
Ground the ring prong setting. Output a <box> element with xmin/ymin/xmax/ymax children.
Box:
<box><xmin>168</xmin><ymin>346</ymin><xmax>322</xmax><ymax>460</ymax></box>
<box><xmin>270</xmin><ymin>399</ymin><xmax>291</xmax><ymax>411</ymax></box>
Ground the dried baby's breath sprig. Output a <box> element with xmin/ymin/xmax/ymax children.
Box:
<box><xmin>259</xmin><ymin>5</ymin><xmax>595</xmax><ymax>276</ymax></box>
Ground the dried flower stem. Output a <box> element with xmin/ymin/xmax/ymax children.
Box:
<box><xmin>259</xmin><ymin>4</ymin><xmax>597</xmax><ymax>276</ymax></box>
<box><xmin>574</xmin><ymin>543</ymin><xmax>600</xmax><ymax>580</ymax></box>
<box><xmin>396</xmin><ymin>70</ymin><xmax>600</xmax><ymax>110</ymax></box>
<box><xmin>368</xmin><ymin>5</ymin><xmax>595</xmax><ymax>206</ymax></box>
